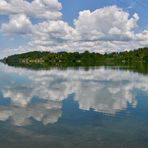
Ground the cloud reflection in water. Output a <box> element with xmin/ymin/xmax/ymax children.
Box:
<box><xmin>0</xmin><ymin>63</ymin><xmax>148</xmax><ymax>126</ymax></box>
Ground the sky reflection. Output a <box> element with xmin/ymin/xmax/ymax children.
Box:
<box><xmin>0</xmin><ymin>63</ymin><xmax>148</xmax><ymax>126</ymax></box>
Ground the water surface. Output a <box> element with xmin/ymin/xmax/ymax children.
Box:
<box><xmin>0</xmin><ymin>63</ymin><xmax>148</xmax><ymax>148</ymax></box>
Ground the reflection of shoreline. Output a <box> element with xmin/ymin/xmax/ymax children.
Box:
<box><xmin>1</xmin><ymin>60</ymin><xmax>148</xmax><ymax>75</ymax></box>
<box><xmin>0</xmin><ymin>63</ymin><xmax>148</xmax><ymax>126</ymax></box>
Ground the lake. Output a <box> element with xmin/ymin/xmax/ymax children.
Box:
<box><xmin>0</xmin><ymin>63</ymin><xmax>148</xmax><ymax>148</ymax></box>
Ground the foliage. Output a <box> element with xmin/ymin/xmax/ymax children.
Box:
<box><xmin>2</xmin><ymin>47</ymin><xmax>148</xmax><ymax>74</ymax></box>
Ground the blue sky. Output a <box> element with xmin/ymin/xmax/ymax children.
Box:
<box><xmin>60</xmin><ymin>0</ymin><xmax>148</xmax><ymax>28</ymax></box>
<box><xmin>0</xmin><ymin>0</ymin><xmax>148</xmax><ymax>57</ymax></box>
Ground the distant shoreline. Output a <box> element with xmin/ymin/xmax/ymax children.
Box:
<box><xmin>2</xmin><ymin>47</ymin><xmax>148</xmax><ymax>64</ymax></box>
<box><xmin>1</xmin><ymin>47</ymin><xmax>147</xmax><ymax>74</ymax></box>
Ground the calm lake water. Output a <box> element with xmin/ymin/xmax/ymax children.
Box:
<box><xmin>0</xmin><ymin>63</ymin><xmax>148</xmax><ymax>148</ymax></box>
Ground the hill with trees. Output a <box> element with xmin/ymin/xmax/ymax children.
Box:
<box><xmin>1</xmin><ymin>47</ymin><xmax>148</xmax><ymax>73</ymax></box>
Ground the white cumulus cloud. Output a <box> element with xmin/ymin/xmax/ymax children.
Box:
<box><xmin>0</xmin><ymin>1</ymin><xmax>148</xmax><ymax>57</ymax></box>
<box><xmin>1</xmin><ymin>14</ymin><xmax>33</xmax><ymax>34</ymax></box>
<box><xmin>0</xmin><ymin>0</ymin><xmax>62</xmax><ymax>20</ymax></box>
<box><xmin>74</xmin><ymin>6</ymin><xmax>139</xmax><ymax>41</ymax></box>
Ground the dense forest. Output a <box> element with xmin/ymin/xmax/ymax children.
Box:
<box><xmin>1</xmin><ymin>47</ymin><xmax>148</xmax><ymax>73</ymax></box>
